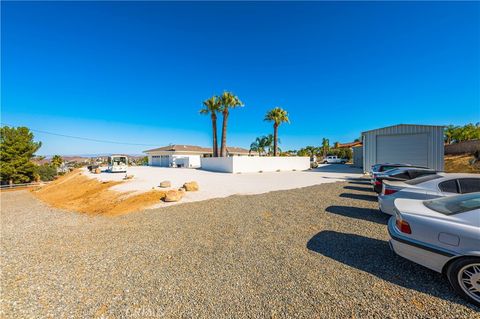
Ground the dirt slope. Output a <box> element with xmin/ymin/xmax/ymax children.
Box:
<box><xmin>444</xmin><ymin>154</ymin><xmax>480</xmax><ymax>173</ymax></box>
<box><xmin>32</xmin><ymin>170</ymin><xmax>166</xmax><ymax>215</ymax></box>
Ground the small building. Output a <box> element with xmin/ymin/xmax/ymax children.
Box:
<box><xmin>352</xmin><ymin>145</ymin><xmax>363</xmax><ymax>168</ymax></box>
<box><xmin>144</xmin><ymin>144</ymin><xmax>250</xmax><ymax>168</ymax></box>
<box><xmin>362</xmin><ymin>124</ymin><xmax>445</xmax><ymax>173</ymax></box>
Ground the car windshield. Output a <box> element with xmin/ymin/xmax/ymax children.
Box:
<box><xmin>424</xmin><ymin>192</ymin><xmax>480</xmax><ymax>215</ymax></box>
<box><xmin>111</xmin><ymin>157</ymin><xmax>127</xmax><ymax>165</ymax></box>
<box><xmin>405</xmin><ymin>174</ymin><xmax>442</xmax><ymax>185</ymax></box>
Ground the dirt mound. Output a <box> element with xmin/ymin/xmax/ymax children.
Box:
<box><xmin>444</xmin><ymin>154</ymin><xmax>480</xmax><ymax>173</ymax></box>
<box><xmin>32</xmin><ymin>170</ymin><xmax>166</xmax><ymax>215</ymax></box>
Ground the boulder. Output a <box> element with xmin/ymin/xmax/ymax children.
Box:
<box><xmin>159</xmin><ymin>180</ymin><xmax>171</xmax><ymax>188</ymax></box>
<box><xmin>94</xmin><ymin>168</ymin><xmax>101</xmax><ymax>174</ymax></box>
<box><xmin>164</xmin><ymin>190</ymin><xmax>183</xmax><ymax>202</ymax></box>
<box><xmin>183</xmin><ymin>181</ymin><xmax>199</xmax><ymax>191</ymax></box>
<box><xmin>178</xmin><ymin>187</ymin><xmax>186</xmax><ymax>193</ymax></box>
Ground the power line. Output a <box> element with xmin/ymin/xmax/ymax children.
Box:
<box><xmin>0</xmin><ymin>123</ymin><xmax>158</xmax><ymax>146</ymax></box>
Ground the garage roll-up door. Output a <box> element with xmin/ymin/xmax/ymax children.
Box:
<box><xmin>376</xmin><ymin>133</ymin><xmax>428</xmax><ymax>167</ymax></box>
<box><xmin>151</xmin><ymin>156</ymin><xmax>161</xmax><ymax>166</ymax></box>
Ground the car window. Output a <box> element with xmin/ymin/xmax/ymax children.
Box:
<box><xmin>410</xmin><ymin>170</ymin><xmax>436</xmax><ymax>179</ymax></box>
<box><xmin>392</xmin><ymin>171</ymin><xmax>410</xmax><ymax>179</ymax></box>
<box><xmin>380</xmin><ymin>165</ymin><xmax>403</xmax><ymax>172</ymax></box>
<box><xmin>405</xmin><ymin>174</ymin><xmax>442</xmax><ymax>185</ymax></box>
<box><xmin>424</xmin><ymin>193</ymin><xmax>480</xmax><ymax>215</ymax></box>
<box><xmin>458</xmin><ymin>178</ymin><xmax>480</xmax><ymax>194</ymax></box>
<box><xmin>439</xmin><ymin>179</ymin><xmax>459</xmax><ymax>193</ymax></box>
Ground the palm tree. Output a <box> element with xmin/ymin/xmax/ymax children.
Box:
<box><xmin>249</xmin><ymin>136</ymin><xmax>271</xmax><ymax>156</ymax></box>
<box><xmin>219</xmin><ymin>92</ymin><xmax>244</xmax><ymax>157</ymax></box>
<box><xmin>51</xmin><ymin>155</ymin><xmax>63</xmax><ymax>168</ymax></box>
<box><xmin>321</xmin><ymin>138</ymin><xmax>330</xmax><ymax>157</ymax></box>
<box><xmin>264</xmin><ymin>134</ymin><xmax>273</xmax><ymax>155</ymax></box>
<box><xmin>264</xmin><ymin>107</ymin><xmax>290</xmax><ymax>156</ymax></box>
<box><xmin>200</xmin><ymin>96</ymin><xmax>221</xmax><ymax>157</ymax></box>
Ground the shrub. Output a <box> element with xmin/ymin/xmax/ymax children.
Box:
<box><xmin>36</xmin><ymin>164</ymin><xmax>57</xmax><ymax>182</ymax></box>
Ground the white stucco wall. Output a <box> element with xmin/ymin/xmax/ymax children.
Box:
<box><xmin>172</xmin><ymin>155</ymin><xmax>201</xmax><ymax>168</ymax></box>
<box><xmin>201</xmin><ymin>157</ymin><xmax>310</xmax><ymax>173</ymax></box>
<box><xmin>200</xmin><ymin>157</ymin><xmax>234</xmax><ymax>172</ymax></box>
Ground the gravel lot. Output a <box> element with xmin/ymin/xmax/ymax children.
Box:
<box><xmin>1</xmin><ymin>180</ymin><xmax>479</xmax><ymax>318</ymax></box>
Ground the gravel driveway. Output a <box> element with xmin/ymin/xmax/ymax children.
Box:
<box><xmin>1</xmin><ymin>180</ymin><xmax>479</xmax><ymax>318</ymax></box>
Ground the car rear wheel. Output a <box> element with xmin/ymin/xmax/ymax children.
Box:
<box><xmin>446</xmin><ymin>257</ymin><xmax>480</xmax><ymax>306</ymax></box>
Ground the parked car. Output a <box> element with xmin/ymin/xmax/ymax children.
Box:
<box><xmin>370</xmin><ymin>163</ymin><xmax>413</xmax><ymax>175</ymax></box>
<box><xmin>388</xmin><ymin>193</ymin><xmax>480</xmax><ymax>306</ymax></box>
<box><xmin>370</xmin><ymin>163</ymin><xmax>427</xmax><ymax>184</ymax></box>
<box><xmin>379</xmin><ymin>173</ymin><xmax>480</xmax><ymax>215</ymax></box>
<box><xmin>372</xmin><ymin>167</ymin><xmax>437</xmax><ymax>193</ymax></box>
<box><xmin>322</xmin><ymin>156</ymin><xmax>347</xmax><ymax>164</ymax></box>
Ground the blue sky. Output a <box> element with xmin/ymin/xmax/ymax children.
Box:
<box><xmin>2</xmin><ymin>1</ymin><xmax>479</xmax><ymax>155</ymax></box>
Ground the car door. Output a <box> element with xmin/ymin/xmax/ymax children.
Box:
<box><xmin>458</xmin><ymin>178</ymin><xmax>480</xmax><ymax>194</ymax></box>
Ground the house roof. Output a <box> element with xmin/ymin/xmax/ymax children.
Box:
<box><xmin>226</xmin><ymin>146</ymin><xmax>250</xmax><ymax>154</ymax></box>
<box><xmin>144</xmin><ymin>144</ymin><xmax>250</xmax><ymax>155</ymax></box>
<box><xmin>336</xmin><ymin>141</ymin><xmax>363</xmax><ymax>148</ymax></box>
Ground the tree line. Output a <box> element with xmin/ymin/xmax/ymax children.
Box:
<box><xmin>444</xmin><ymin>123</ymin><xmax>480</xmax><ymax>144</ymax></box>
<box><xmin>296</xmin><ymin>138</ymin><xmax>353</xmax><ymax>160</ymax></box>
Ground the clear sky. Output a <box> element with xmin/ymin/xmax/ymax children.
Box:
<box><xmin>2</xmin><ymin>1</ymin><xmax>479</xmax><ymax>155</ymax></box>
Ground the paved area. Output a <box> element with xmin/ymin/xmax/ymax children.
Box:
<box><xmin>1</xmin><ymin>181</ymin><xmax>478</xmax><ymax>318</ymax></box>
<box><xmin>88</xmin><ymin>164</ymin><xmax>364</xmax><ymax>207</ymax></box>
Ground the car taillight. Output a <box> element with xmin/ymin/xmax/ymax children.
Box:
<box><xmin>395</xmin><ymin>218</ymin><xmax>412</xmax><ymax>234</ymax></box>
<box><xmin>384</xmin><ymin>188</ymin><xmax>398</xmax><ymax>195</ymax></box>
<box><xmin>374</xmin><ymin>180</ymin><xmax>382</xmax><ymax>186</ymax></box>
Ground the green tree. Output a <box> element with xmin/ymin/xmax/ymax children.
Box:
<box><xmin>219</xmin><ymin>92</ymin><xmax>244</xmax><ymax>157</ymax></box>
<box><xmin>36</xmin><ymin>164</ymin><xmax>57</xmax><ymax>182</ymax></box>
<box><xmin>297</xmin><ymin>146</ymin><xmax>318</xmax><ymax>158</ymax></box>
<box><xmin>51</xmin><ymin>155</ymin><xmax>63</xmax><ymax>168</ymax></box>
<box><xmin>249</xmin><ymin>140</ymin><xmax>261</xmax><ymax>156</ymax></box>
<box><xmin>321</xmin><ymin>138</ymin><xmax>330</xmax><ymax>157</ymax></box>
<box><xmin>444</xmin><ymin>123</ymin><xmax>480</xmax><ymax>144</ymax></box>
<box><xmin>444</xmin><ymin>125</ymin><xmax>457</xmax><ymax>144</ymax></box>
<box><xmin>249</xmin><ymin>135</ymin><xmax>276</xmax><ymax>156</ymax></box>
<box><xmin>200</xmin><ymin>96</ymin><xmax>222</xmax><ymax>157</ymax></box>
<box><xmin>264</xmin><ymin>107</ymin><xmax>290</xmax><ymax>156</ymax></box>
<box><xmin>0</xmin><ymin>126</ymin><xmax>42</xmax><ymax>184</ymax></box>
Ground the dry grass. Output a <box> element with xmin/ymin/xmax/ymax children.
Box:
<box><xmin>444</xmin><ymin>154</ymin><xmax>480</xmax><ymax>173</ymax></box>
<box><xmin>32</xmin><ymin>170</ymin><xmax>166</xmax><ymax>216</ymax></box>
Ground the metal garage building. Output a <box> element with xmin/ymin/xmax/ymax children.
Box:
<box><xmin>362</xmin><ymin>124</ymin><xmax>445</xmax><ymax>173</ymax></box>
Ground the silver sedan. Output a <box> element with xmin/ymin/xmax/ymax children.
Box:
<box><xmin>379</xmin><ymin>173</ymin><xmax>480</xmax><ymax>215</ymax></box>
<box><xmin>388</xmin><ymin>193</ymin><xmax>480</xmax><ymax>306</ymax></box>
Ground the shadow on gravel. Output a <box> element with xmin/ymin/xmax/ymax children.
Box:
<box><xmin>307</xmin><ymin>231</ymin><xmax>477</xmax><ymax>309</ymax></box>
<box><xmin>340</xmin><ymin>193</ymin><xmax>377</xmax><ymax>202</ymax></box>
<box><xmin>348</xmin><ymin>181</ymin><xmax>371</xmax><ymax>186</ymax></box>
<box><xmin>343</xmin><ymin>185</ymin><xmax>374</xmax><ymax>192</ymax></box>
<box><xmin>326</xmin><ymin>206</ymin><xmax>389</xmax><ymax>224</ymax></box>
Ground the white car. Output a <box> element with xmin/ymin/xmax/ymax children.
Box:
<box><xmin>379</xmin><ymin>173</ymin><xmax>480</xmax><ymax>215</ymax></box>
<box><xmin>388</xmin><ymin>193</ymin><xmax>480</xmax><ymax>306</ymax></box>
<box><xmin>107</xmin><ymin>155</ymin><xmax>128</xmax><ymax>173</ymax></box>
<box><xmin>322</xmin><ymin>156</ymin><xmax>347</xmax><ymax>164</ymax></box>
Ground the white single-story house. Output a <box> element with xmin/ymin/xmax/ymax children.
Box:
<box><xmin>362</xmin><ymin>124</ymin><xmax>445</xmax><ymax>172</ymax></box>
<box><xmin>144</xmin><ymin>144</ymin><xmax>251</xmax><ymax>168</ymax></box>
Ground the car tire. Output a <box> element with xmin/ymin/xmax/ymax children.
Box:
<box><xmin>446</xmin><ymin>257</ymin><xmax>480</xmax><ymax>306</ymax></box>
